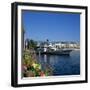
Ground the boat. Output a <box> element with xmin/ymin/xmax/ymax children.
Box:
<box><xmin>36</xmin><ymin>49</ymin><xmax>72</xmax><ymax>55</ymax></box>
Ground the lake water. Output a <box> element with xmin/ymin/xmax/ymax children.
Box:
<box><xmin>37</xmin><ymin>50</ymin><xmax>80</xmax><ymax>76</ymax></box>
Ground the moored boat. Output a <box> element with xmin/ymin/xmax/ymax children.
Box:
<box><xmin>36</xmin><ymin>49</ymin><xmax>72</xmax><ymax>55</ymax></box>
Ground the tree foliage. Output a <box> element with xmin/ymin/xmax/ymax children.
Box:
<box><xmin>29</xmin><ymin>39</ymin><xmax>37</xmax><ymax>49</ymax></box>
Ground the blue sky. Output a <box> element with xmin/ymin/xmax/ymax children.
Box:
<box><xmin>22</xmin><ymin>10</ymin><xmax>80</xmax><ymax>42</ymax></box>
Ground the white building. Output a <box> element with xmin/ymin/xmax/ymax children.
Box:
<box><xmin>36</xmin><ymin>41</ymin><xmax>80</xmax><ymax>52</ymax></box>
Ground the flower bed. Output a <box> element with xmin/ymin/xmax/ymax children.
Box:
<box><xmin>22</xmin><ymin>49</ymin><xmax>51</xmax><ymax>77</ymax></box>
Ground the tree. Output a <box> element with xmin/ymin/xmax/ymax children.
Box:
<box><xmin>29</xmin><ymin>39</ymin><xmax>37</xmax><ymax>49</ymax></box>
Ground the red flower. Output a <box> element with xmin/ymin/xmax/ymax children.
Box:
<box><xmin>40</xmin><ymin>71</ymin><xmax>45</xmax><ymax>76</ymax></box>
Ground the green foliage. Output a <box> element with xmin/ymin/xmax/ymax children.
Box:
<box><xmin>29</xmin><ymin>39</ymin><xmax>37</xmax><ymax>49</ymax></box>
<box><xmin>22</xmin><ymin>50</ymin><xmax>46</xmax><ymax>77</ymax></box>
<box><xmin>22</xmin><ymin>49</ymin><xmax>52</xmax><ymax>77</ymax></box>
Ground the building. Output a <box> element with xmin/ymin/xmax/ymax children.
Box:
<box><xmin>36</xmin><ymin>41</ymin><xmax>80</xmax><ymax>52</ymax></box>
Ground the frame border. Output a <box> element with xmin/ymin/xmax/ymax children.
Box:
<box><xmin>11</xmin><ymin>2</ymin><xmax>88</xmax><ymax>87</ymax></box>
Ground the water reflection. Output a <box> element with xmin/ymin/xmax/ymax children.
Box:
<box><xmin>37</xmin><ymin>50</ymin><xmax>80</xmax><ymax>76</ymax></box>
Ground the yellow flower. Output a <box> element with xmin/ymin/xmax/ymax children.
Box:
<box><xmin>32</xmin><ymin>63</ymin><xmax>41</xmax><ymax>69</ymax></box>
<box><xmin>32</xmin><ymin>63</ymin><xmax>37</xmax><ymax>68</ymax></box>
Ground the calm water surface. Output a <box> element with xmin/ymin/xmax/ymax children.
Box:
<box><xmin>37</xmin><ymin>50</ymin><xmax>80</xmax><ymax>76</ymax></box>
